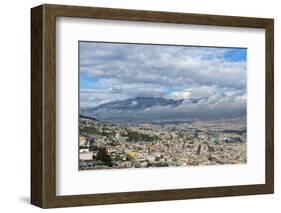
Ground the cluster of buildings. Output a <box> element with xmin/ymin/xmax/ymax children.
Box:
<box><xmin>79</xmin><ymin>116</ymin><xmax>247</xmax><ymax>170</ymax></box>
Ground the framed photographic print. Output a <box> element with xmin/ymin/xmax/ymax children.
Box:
<box><xmin>31</xmin><ymin>4</ymin><xmax>274</xmax><ymax>208</ymax></box>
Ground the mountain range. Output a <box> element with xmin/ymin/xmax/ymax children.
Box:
<box><xmin>80</xmin><ymin>96</ymin><xmax>246</xmax><ymax>123</ymax></box>
<box><xmin>85</xmin><ymin>97</ymin><xmax>183</xmax><ymax>111</ymax></box>
<box><xmin>81</xmin><ymin>97</ymin><xmax>185</xmax><ymax>122</ymax></box>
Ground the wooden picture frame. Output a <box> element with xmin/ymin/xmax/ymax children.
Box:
<box><xmin>31</xmin><ymin>4</ymin><xmax>274</xmax><ymax>208</ymax></box>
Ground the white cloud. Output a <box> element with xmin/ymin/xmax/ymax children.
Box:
<box><xmin>167</xmin><ymin>91</ymin><xmax>191</xmax><ymax>99</ymax></box>
<box><xmin>79</xmin><ymin>42</ymin><xmax>247</xmax><ymax>119</ymax></box>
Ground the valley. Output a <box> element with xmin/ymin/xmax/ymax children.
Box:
<box><xmin>79</xmin><ymin>115</ymin><xmax>246</xmax><ymax>170</ymax></box>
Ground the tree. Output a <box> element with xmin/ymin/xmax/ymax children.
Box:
<box><xmin>96</xmin><ymin>148</ymin><xmax>112</xmax><ymax>166</ymax></box>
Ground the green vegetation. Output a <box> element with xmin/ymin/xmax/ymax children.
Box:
<box><xmin>111</xmin><ymin>156</ymin><xmax>125</xmax><ymax>161</ymax></box>
<box><xmin>121</xmin><ymin>130</ymin><xmax>159</xmax><ymax>142</ymax></box>
<box><xmin>213</xmin><ymin>140</ymin><xmax>220</xmax><ymax>145</ymax></box>
<box><xmin>80</xmin><ymin>127</ymin><xmax>100</xmax><ymax>135</ymax></box>
<box><xmin>96</xmin><ymin>147</ymin><xmax>112</xmax><ymax>166</ymax></box>
<box><xmin>100</xmin><ymin>131</ymin><xmax>115</xmax><ymax>137</ymax></box>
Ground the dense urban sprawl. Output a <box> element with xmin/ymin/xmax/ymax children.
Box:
<box><xmin>79</xmin><ymin>116</ymin><xmax>246</xmax><ymax>170</ymax></box>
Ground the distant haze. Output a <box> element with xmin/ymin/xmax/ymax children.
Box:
<box><xmin>79</xmin><ymin>42</ymin><xmax>246</xmax><ymax>122</ymax></box>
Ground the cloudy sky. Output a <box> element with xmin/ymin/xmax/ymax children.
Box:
<box><xmin>79</xmin><ymin>41</ymin><xmax>246</xmax><ymax>119</ymax></box>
